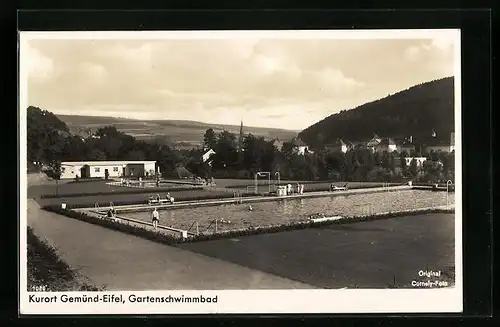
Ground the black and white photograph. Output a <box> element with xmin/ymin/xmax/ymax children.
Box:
<box><xmin>19</xmin><ymin>30</ymin><xmax>462</xmax><ymax>314</ymax></box>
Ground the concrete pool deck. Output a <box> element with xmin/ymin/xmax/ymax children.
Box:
<box><xmin>26</xmin><ymin>199</ymin><xmax>315</xmax><ymax>290</ymax></box>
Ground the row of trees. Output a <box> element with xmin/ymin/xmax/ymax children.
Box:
<box><xmin>195</xmin><ymin>128</ymin><xmax>455</xmax><ymax>183</ymax></box>
<box><xmin>27</xmin><ymin>106</ymin><xmax>455</xmax><ymax>183</ymax></box>
<box><xmin>27</xmin><ymin>106</ymin><xmax>193</xmax><ymax>178</ymax></box>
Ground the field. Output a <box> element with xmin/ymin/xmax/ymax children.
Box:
<box><xmin>121</xmin><ymin>190</ymin><xmax>454</xmax><ymax>235</ymax></box>
<box><xmin>178</xmin><ymin>213</ymin><xmax>455</xmax><ymax>288</ymax></box>
<box><xmin>58</xmin><ymin>114</ymin><xmax>299</xmax><ymax>147</ymax></box>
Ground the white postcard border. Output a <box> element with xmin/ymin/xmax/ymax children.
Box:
<box><xmin>18</xmin><ymin>29</ymin><xmax>463</xmax><ymax>315</ymax></box>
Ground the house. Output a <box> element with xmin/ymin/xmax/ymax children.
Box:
<box><xmin>366</xmin><ymin>134</ymin><xmax>382</xmax><ymax>152</ymax></box>
<box><xmin>325</xmin><ymin>139</ymin><xmax>353</xmax><ymax>153</ymax></box>
<box><xmin>202</xmin><ymin>149</ymin><xmax>216</xmax><ymax>164</ymax></box>
<box><xmin>292</xmin><ymin>138</ymin><xmax>309</xmax><ymax>155</ymax></box>
<box><xmin>450</xmin><ymin>132</ymin><xmax>455</xmax><ymax>152</ymax></box>
<box><xmin>375</xmin><ymin>138</ymin><xmax>397</xmax><ymax>153</ymax></box>
<box><xmin>60</xmin><ymin>160</ymin><xmax>157</xmax><ymax>180</ymax></box>
<box><xmin>398</xmin><ymin>143</ymin><xmax>416</xmax><ymax>154</ymax></box>
<box><xmin>272</xmin><ymin>139</ymin><xmax>284</xmax><ymax>151</ymax></box>
<box><xmin>423</xmin><ymin>139</ymin><xmax>452</xmax><ymax>154</ymax></box>
<box><xmin>404</xmin><ymin>157</ymin><xmax>427</xmax><ymax>167</ymax></box>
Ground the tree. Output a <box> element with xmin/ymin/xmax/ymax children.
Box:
<box><xmin>409</xmin><ymin>158</ymin><xmax>418</xmax><ymax>178</ymax></box>
<box><xmin>389</xmin><ymin>154</ymin><xmax>396</xmax><ymax>173</ymax></box>
<box><xmin>399</xmin><ymin>153</ymin><xmax>408</xmax><ymax>177</ymax></box>
<box><xmin>213</xmin><ymin>130</ymin><xmax>238</xmax><ymax>170</ymax></box>
<box><xmin>203</xmin><ymin>128</ymin><xmax>217</xmax><ymax>150</ymax></box>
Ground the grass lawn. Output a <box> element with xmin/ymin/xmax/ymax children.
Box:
<box><xmin>36</xmin><ymin>189</ymin><xmax>232</xmax><ymax>208</ymax></box>
<box><xmin>218</xmin><ymin>180</ymin><xmax>401</xmax><ymax>191</ymax></box>
<box><xmin>28</xmin><ymin>180</ymin><xmax>201</xmax><ymax>199</ymax></box>
<box><xmin>179</xmin><ymin>213</ymin><xmax>455</xmax><ymax>289</ymax></box>
<box><xmin>27</xmin><ymin>227</ymin><xmax>103</xmax><ymax>291</ymax></box>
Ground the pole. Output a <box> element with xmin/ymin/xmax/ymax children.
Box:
<box><xmin>446</xmin><ymin>180</ymin><xmax>452</xmax><ymax>208</ymax></box>
<box><xmin>255</xmin><ymin>173</ymin><xmax>258</xmax><ymax>194</ymax></box>
<box><xmin>215</xmin><ymin>219</ymin><xmax>218</xmax><ymax>233</ymax></box>
<box><xmin>196</xmin><ymin>221</ymin><xmax>199</xmax><ymax>235</ymax></box>
<box><xmin>268</xmin><ymin>174</ymin><xmax>271</xmax><ymax>193</ymax></box>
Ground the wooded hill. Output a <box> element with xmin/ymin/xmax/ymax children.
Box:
<box><xmin>299</xmin><ymin>77</ymin><xmax>455</xmax><ymax>148</ymax></box>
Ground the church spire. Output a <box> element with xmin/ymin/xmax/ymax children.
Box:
<box><xmin>238</xmin><ymin>120</ymin><xmax>244</xmax><ymax>150</ymax></box>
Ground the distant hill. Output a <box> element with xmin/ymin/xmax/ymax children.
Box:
<box><xmin>57</xmin><ymin>114</ymin><xmax>299</xmax><ymax>148</ymax></box>
<box><xmin>299</xmin><ymin>77</ymin><xmax>455</xmax><ymax>148</ymax></box>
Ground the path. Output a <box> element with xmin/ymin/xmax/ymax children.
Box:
<box><xmin>26</xmin><ymin>199</ymin><xmax>314</xmax><ymax>291</ymax></box>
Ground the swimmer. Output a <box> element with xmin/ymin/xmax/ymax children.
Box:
<box><xmin>152</xmin><ymin>208</ymin><xmax>159</xmax><ymax>230</ymax></box>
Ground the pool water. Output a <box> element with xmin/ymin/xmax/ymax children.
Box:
<box><xmin>123</xmin><ymin>190</ymin><xmax>455</xmax><ymax>234</ymax></box>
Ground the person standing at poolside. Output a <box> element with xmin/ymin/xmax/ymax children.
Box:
<box><xmin>152</xmin><ymin>208</ymin><xmax>159</xmax><ymax>230</ymax></box>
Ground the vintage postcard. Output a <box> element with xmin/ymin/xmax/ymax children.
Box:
<box><xmin>19</xmin><ymin>29</ymin><xmax>462</xmax><ymax>315</ymax></box>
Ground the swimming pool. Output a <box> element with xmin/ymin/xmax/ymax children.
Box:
<box><xmin>121</xmin><ymin>189</ymin><xmax>455</xmax><ymax>234</ymax></box>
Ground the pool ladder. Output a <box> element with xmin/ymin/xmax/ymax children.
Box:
<box><xmin>187</xmin><ymin>221</ymin><xmax>200</xmax><ymax>235</ymax></box>
<box><xmin>234</xmin><ymin>190</ymin><xmax>243</xmax><ymax>204</ymax></box>
<box><xmin>205</xmin><ymin>218</ymin><xmax>218</xmax><ymax>233</ymax></box>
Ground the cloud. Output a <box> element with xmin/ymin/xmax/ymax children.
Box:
<box><xmin>25</xmin><ymin>43</ymin><xmax>54</xmax><ymax>81</ymax></box>
<box><xmin>25</xmin><ymin>36</ymin><xmax>457</xmax><ymax>130</ymax></box>
<box><xmin>431</xmin><ymin>36</ymin><xmax>454</xmax><ymax>51</ymax></box>
<box><xmin>402</xmin><ymin>37</ymin><xmax>455</xmax><ymax>76</ymax></box>
<box><xmin>315</xmin><ymin>68</ymin><xmax>364</xmax><ymax>92</ymax></box>
<box><xmin>79</xmin><ymin>62</ymin><xmax>108</xmax><ymax>81</ymax></box>
<box><xmin>404</xmin><ymin>46</ymin><xmax>421</xmax><ymax>61</ymax></box>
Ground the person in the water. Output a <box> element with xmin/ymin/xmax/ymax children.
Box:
<box><xmin>248</xmin><ymin>205</ymin><xmax>253</xmax><ymax>211</ymax></box>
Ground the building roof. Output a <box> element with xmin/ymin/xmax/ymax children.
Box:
<box><xmin>326</xmin><ymin>138</ymin><xmax>353</xmax><ymax>147</ymax></box>
<box><xmin>425</xmin><ymin>139</ymin><xmax>451</xmax><ymax>146</ymax></box>
<box><xmin>377</xmin><ymin>138</ymin><xmax>396</xmax><ymax>146</ymax></box>
<box><xmin>293</xmin><ymin>138</ymin><xmax>307</xmax><ymax>147</ymax></box>
<box><xmin>61</xmin><ymin>160</ymin><xmax>156</xmax><ymax>166</ymax></box>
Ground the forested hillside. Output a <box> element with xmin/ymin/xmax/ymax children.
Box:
<box><xmin>299</xmin><ymin>77</ymin><xmax>455</xmax><ymax>148</ymax></box>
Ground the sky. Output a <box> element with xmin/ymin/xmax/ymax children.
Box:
<box><xmin>23</xmin><ymin>31</ymin><xmax>458</xmax><ymax>131</ymax></box>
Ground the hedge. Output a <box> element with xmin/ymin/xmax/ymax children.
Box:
<box><xmin>40</xmin><ymin>186</ymin><xmax>205</xmax><ymax>199</ymax></box>
<box><xmin>43</xmin><ymin>205</ymin><xmax>454</xmax><ymax>246</ymax></box>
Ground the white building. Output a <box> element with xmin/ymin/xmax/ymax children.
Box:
<box><xmin>450</xmin><ymin>132</ymin><xmax>455</xmax><ymax>152</ymax></box>
<box><xmin>202</xmin><ymin>149</ymin><xmax>216</xmax><ymax>164</ymax></box>
<box><xmin>60</xmin><ymin>160</ymin><xmax>157</xmax><ymax>180</ymax></box>
<box><xmin>366</xmin><ymin>134</ymin><xmax>382</xmax><ymax>152</ymax></box>
<box><xmin>293</xmin><ymin>138</ymin><xmax>309</xmax><ymax>155</ymax></box>
<box><xmin>404</xmin><ymin>157</ymin><xmax>427</xmax><ymax>167</ymax></box>
<box><xmin>325</xmin><ymin>139</ymin><xmax>353</xmax><ymax>153</ymax></box>
<box><xmin>375</xmin><ymin>138</ymin><xmax>398</xmax><ymax>153</ymax></box>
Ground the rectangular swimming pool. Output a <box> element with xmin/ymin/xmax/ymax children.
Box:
<box><xmin>119</xmin><ymin>189</ymin><xmax>455</xmax><ymax>234</ymax></box>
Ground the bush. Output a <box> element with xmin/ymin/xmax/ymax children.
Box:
<box><xmin>43</xmin><ymin>205</ymin><xmax>454</xmax><ymax>246</ymax></box>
